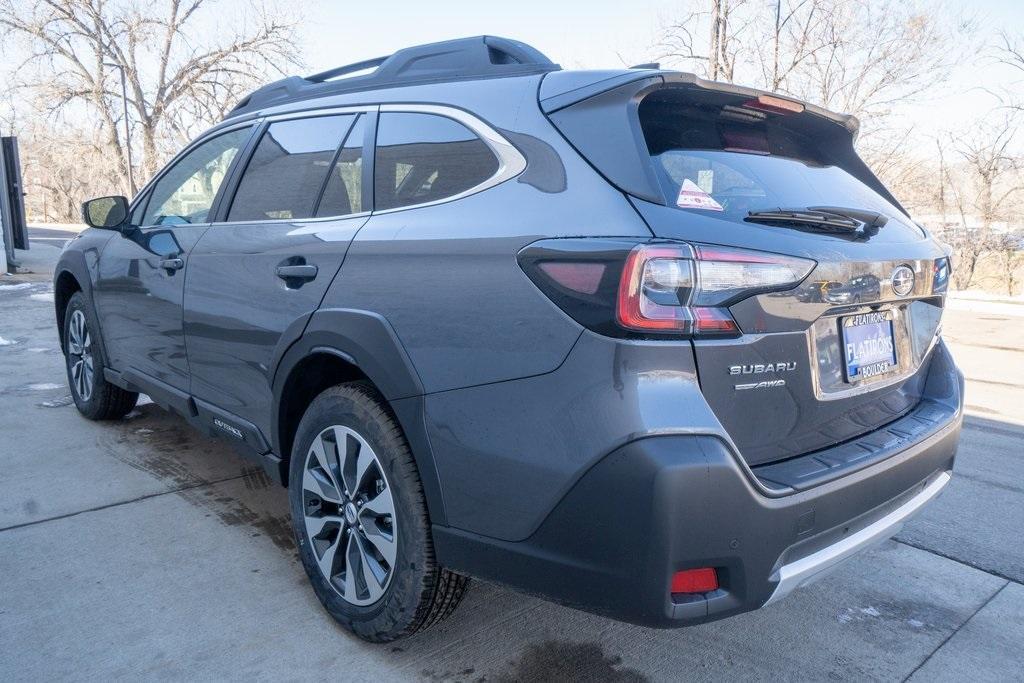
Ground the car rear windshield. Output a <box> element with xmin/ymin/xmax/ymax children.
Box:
<box><xmin>638</xmin><ymin>96</ymin><xmax>904</xmax><ymax>221</ymax></box>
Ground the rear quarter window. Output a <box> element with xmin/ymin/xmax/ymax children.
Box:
<box><xmin>373</xmin><ymin>112</ymin><xmax>498</xmax><ymax>211</ymax></box>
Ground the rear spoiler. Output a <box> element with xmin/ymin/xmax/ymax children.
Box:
<box><xmin>540</xmin><ymin>70</ymin><xmax>859</xmax><ymax>133</ymax></box>
<box><xmin>539</xmin><ymin>71</ymin><xmax>907</xmax><ymax>216</ymax></box>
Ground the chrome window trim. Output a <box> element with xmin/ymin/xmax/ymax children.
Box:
<box><xmin>214</xmin><ymin>211</ymin><xmax>373</xmax><ymax>229</ymax></box>
<box><xmin>372</xmin><ymin>103</ymin><xmax>527</xmax><ymax>215</ymax></box>
<box><xmin>203</xmin><ymin>103</ymin><xmax>526</xmax><ymax>230</ymax></box>
<box><xmin>214</xmin><ymin>107</ymin><xmax>373</xmax><ymax>227</ymax></box>
<box><xmin>264</xmin><ymin>105</ymin><xmax>378</xmax><ymax>121</ymax></box>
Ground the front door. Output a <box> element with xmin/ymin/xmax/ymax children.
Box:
<box><xmin>94</xmin><ymin>125</ymin><xmax>254</xmax><ymax>392</ymax></box>
<box><xmin>184</xmin><ymin>111</ymin><xmax>372</xmax><ymax>437</ymax></box>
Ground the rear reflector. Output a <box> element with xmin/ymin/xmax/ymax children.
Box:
<box><xmin>537</xmin><ymin>261</ymin><xmax>606</xmax><ymax>295</ymax></box>
<box><xmin>671</xmin><ymin>568</ymin><xmax>719</xmax><ymax>594</ymax></box>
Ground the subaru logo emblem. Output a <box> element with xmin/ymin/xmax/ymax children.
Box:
<box><xmin>891</xmin><ymin>266</ymin><xmax>914</xmax><ymax>296</ymax></box>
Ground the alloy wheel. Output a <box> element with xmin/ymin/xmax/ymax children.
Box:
<box><xmin>67</xmin><ymin>309</ymin><xmax>94</xmax><ymax>402</ymax></box>
<box><xmin>301</xmin><ymin>425</ymin><xmax>398</xmax><ymax>606</ymax></box>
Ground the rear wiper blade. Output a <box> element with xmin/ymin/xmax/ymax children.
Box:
<box><xmin>745</xmin><ymin>209</ymin><xmax>859</xmax><ymax>233</ymax></box>
<box><xmin>745</xmin><ymin>206</ymin><xmax>888</xmax><ymax>235</ymax></box>
<box><xmin>808</xmin><ymin>206</ymin><xmax>888</xmax><ymax>229</ymax></box>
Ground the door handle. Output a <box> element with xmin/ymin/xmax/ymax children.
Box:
<box><xmin>276</xmin><ymin>264</ymin><xmax>318</xmax><ymax>281</ymax></box>
<box><xmin>160</xmin><ymin>257</ymin><xmax>184</xmax><ymax>272</ymax></box>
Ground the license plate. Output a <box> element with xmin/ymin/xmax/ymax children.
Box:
<box><xmin>842</xmin><ymin>311</ymin><xmax>897</xmax><ymax>382</ymax></box>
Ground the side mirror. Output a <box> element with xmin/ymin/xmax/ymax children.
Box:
<box><xmin>82</xmin><ymin>195</ymin><xmax>130</xmax><ymax>230</ymax></box>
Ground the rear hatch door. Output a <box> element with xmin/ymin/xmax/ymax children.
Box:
<box><xmin>547</xmin><ymin>76</ymin><xmax>949</xmax><ymax>466</ymax></box>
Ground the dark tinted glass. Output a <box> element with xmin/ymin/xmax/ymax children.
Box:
<box><xmin>374</xmin><ymin>113</ymin><xmax>498</xmax><ymax>211</ymax></box>
<box><xmin>638</xmin><ymin>96</ymin><xmax>904</xmax><ymax>221</ymax></box>
<box><xmin>228</xmin><ymin>115</ymin><xmax>354</xmax><ymax>222</ymax></box>
<box><xmin>316</xmin><ymin>115</ymin><xmax>365</xmax><ymax>217</ymax></box>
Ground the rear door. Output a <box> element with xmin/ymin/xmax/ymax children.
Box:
<box><xmin>183</xmin><ymin>109</ymin><xmax>373</xmax><ymax>440</ymax></box>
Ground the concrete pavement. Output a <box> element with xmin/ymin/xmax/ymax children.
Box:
<box><xmin>1</xmin><ymin>237</ymin><xmax>1022</xmax><ymax>681</ymax></box>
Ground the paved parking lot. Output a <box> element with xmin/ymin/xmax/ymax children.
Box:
<box><xmin>2</xmin><ymin>233</ymin><xmax>1022</xmax><ymax>681</ymax></box>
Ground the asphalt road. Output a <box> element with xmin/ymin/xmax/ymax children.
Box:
<box><xmin>2</xmin><ymin>236</ymin><xmax>1022</xmax><ymax>681</ymax></box>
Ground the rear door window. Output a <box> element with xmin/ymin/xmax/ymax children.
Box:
<box><xmin>373</xmin><ymin>112</ymin><xmax>498</xmax><ymax>211</ymax></box>
<box><xmin>228</xmin><ymin>115</ymin><xmax>355</xmax><ymax>222</ymax></box>
<box><xmin>316</xmin><ymin>115</ymin><xmax>366</xmax><ymax>217</ymax></box>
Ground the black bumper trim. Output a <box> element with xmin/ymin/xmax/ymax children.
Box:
<box><xmin>434</xmin><ymin>411</ymin><xmax>960</xmax><ymax>627</ymax></box>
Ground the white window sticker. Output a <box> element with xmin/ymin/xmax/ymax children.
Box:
<box><xmin>676</xmin><ymin>178</ymin><xmax>723</xmax><ymax>211</ymax></box>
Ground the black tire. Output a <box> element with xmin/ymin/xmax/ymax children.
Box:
<box><xmin>63</xmin><ymin>291</ymin><xmax>138</xmax><ymax>420</ymax></box>
<box><xmin>288</xmin><ymin>382</ymin><xmax>468</xmax><ymax>642</ymax></box>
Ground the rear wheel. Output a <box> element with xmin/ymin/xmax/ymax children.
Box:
<box><xmin>63</xmin><ymin>292</ymin><xmax>138</xmax><ymax>420</ymax></box>
<box><xmin>288</xmin><ymin>383</ymin><xmax>468</xmax><ymax>641</ymax></box>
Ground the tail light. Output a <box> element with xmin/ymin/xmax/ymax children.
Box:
<box><xmin>618</xmin><ymin>243</ymin><xmax>813</xmax><ymax>334</ymax></box>
<box><xmin>519</xmin><ymin>239</ymin><xmax>814</xmax><ymax>338</ymax></box>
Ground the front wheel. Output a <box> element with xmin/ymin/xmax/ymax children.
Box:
<box><xmin>288</xmin><ymin>383</ymin><xmax>468</xmax><ymax>641</ymax></box>
<box><xmin>63</xmin><ymin>291</ymin><xmax>138</xmax><ymax>420</ymax></box>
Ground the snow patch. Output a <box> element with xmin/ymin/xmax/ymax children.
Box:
<box><xmin>0</xmin><ymin>336</ymin><xmax>16</xmax><ymax>346</ymax></box>
<box><xmin>946</xmin><ymin>297</ymin><xmax>1024</xmax><ymax>317</ymax></box>
<box><xmin>27</xmin><ymin>382</ymin><xmax>63</xmax><ymax>391</ymax></box>
<box><xmin>950</xmin><ymin>289</ymin><xmax>1024</xmax><ymax>303</ymax></box>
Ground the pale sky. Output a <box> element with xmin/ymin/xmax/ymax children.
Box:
<box><xmin>297</xmin><ymin>0</ymin><xmax>1024</xmax><ymax>149</ymax></box>
<box><xmin>2</xmin><ymin>0</ymin><xmax>1022</xmax><ymax>148</ymax></box>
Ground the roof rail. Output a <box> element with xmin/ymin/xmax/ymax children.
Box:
<box><xmin>228</xmin><ymin>36</ymin><xmax>559</xmax><ymax>118</ymax></box>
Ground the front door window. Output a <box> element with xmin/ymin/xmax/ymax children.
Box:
<box><xmin>141</xmin><ymin>127</ymin><xmax>252</xmax><ymax>226</ymax></box>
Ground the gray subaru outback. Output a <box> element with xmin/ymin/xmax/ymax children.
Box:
<box><xmin>56</xmin><ymin>36</ymin><xmax>961</xmax><ymax>641</ymax></box>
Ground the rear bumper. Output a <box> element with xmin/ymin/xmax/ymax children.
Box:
<box><xmin>765</xmin><ymin>470</ymin><xmax>950</xmax><ymax>606</ymax></box>
<box><xmin>433</xmin><ymin>346</ymin><xmax>962</xmax><ymax>627</ymax></box>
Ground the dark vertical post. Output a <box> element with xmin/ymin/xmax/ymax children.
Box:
<box><xmin>0</xmin><ymin>136</ymin><xmax>28</xmax><ymax>273</ymax></box>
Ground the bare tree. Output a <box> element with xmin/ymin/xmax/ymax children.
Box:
<box><xmin>0</xmin><ymin>0</ymin><xmax>301</xmax><ymax>195</ymax></box>
<box><xmin>991</xmin><ymin>233</ymin><xmax>1024</xmax><ymax>296</ymax></box>
<box><xmin>996</xmin><ymin>30</ymin><xmax>1024</xmax><ymax>75</ymax></box>
<box><xmin>955</xmin><ymin>115</ymin><xmax>1022</xmax><ymax>232</ymax></box>
<box><xmin>934</xmin><ymin>117</ymin><xmax>1024</xmax><ymax>290</ymax></box>
<box><xmin>17</xmin><ymin>121</ymin><xmax>113</xmax><ymax>221</ymax></box>
<box><xmin>942</xmin><ymin>175</ymin><xmax>989</xmax><ymax>291</ymax></box>
<box><xmin>656</xmin><ymin>0</ymin><xmax>971</xmax><ymax>131</ymax></box>
<box><xmin>757</xmin><ymin>0</ymin><xmax>830</xmax><ymax>91</ymax></box>
<box><xmin>994</xmin><ymin>30</ymin><xmax>1024</xmax><ymax>113</ymax></box>
<box><xmin>658</xmin><ymin>0</ymin><xmax>752</xmax><ymax>81</ymax></box>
